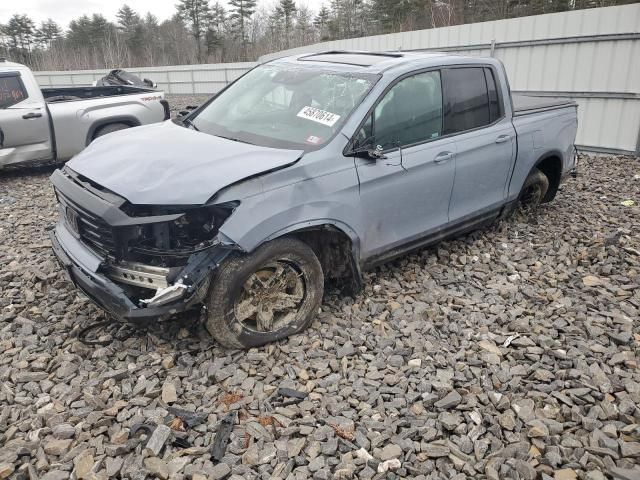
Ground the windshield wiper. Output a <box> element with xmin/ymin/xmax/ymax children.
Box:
<box><xmin>215</xmin><ymin>134</ymin><xmax>253</xmax><ymax>145</ymax></box>
<box><xmin>182</xmin><ymin>117</ymin><xmax>199</xmax><ymax>131</ymax></box>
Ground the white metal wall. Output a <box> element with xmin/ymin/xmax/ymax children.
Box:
<box><xmin>34</xmin><ymin>62</ymin><xmax>255</xmax><ymax>95</ymax></box>
<box><xmin>33</xmin><ymin>4</ymin><xmax>640</xmax><ymax>155</ymax></box>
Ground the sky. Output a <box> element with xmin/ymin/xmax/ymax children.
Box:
<box><xmin>0</xmin><ymin>0</ymin><xmax>322</xmax><ymax>30</ymax></box>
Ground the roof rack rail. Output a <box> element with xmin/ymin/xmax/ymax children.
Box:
<box><xmin>299</xmin><ymin>50</ymin><xmax>404</xmax><ymax>59</ymax></box>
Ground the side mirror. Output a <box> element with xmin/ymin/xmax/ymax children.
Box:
<box><xmin>350</xmin><ymin>139</ymin><xmax>387</xmax><ymax>160</ymax></box>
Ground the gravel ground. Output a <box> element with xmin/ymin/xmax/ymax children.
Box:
<box><xmin>0</xmin><ymin>103</ymin><xmax>639</xmax><ymax>480</ymax></box>
<box><xmin>166</xmin><ymin>94</ymin><xmax>210</xmax><ymax>118</ymax></box>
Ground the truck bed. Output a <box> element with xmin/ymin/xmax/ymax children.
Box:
<box><xmin>512</xmin><ymin>94</ymin><xmax>576</xmax><ymax>116</ymax></box>
<box><xmin>42</xmin><ymin>85</ymin><xmax>158</xmax><ymax>103</ymax></box>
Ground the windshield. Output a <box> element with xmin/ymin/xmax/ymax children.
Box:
<box><xmin>191</xmin><ymin>64</ymin><xmax>378</xmax><ymax>150</ymax></box>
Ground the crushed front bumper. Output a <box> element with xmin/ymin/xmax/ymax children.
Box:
<box><xmin>50</xmin><ymin>222</ymin><xmax>224</xmax><ymax>323</ymax></box>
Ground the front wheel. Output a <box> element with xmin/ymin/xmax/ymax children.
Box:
<box><xmin>204</xmin><ymin>237</ymin><xmax>324</xmax><ymax>349</ymax></box>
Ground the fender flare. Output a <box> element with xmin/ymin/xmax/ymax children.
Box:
<box><xmin>85</xmin><ymin>115</ymin><xmax>141</xmax><ymax>146</ymax></box>
<box><xmin>530</xmin><ymin>150</ymin><xmax>565</xmax><ymax>202</ymax></box>
<box><xmin>532</xmin><ymin>149</ymin><xmax>564</xmax><ymax>171</ymax></box>
<box><xmin>264</xmin><ymin>218</ymin><xmax>360</xmax><ymax>250</ymax></box>
<box><xmin>514</xmin><ymin>149</ymin><xmax>564</xmax><ymax>195</ymax></box>
<box><xmin>248</xmin><ymin>218</ymin><xmax>364</xmax><ymax>288</ymax></box>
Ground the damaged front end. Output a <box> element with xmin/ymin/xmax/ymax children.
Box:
<box><xmin>50</xmin><ymin>166</ymin><xmax>238</xmax><ymax>322</ymax></box>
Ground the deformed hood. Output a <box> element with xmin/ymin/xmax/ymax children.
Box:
<box><xmin>68</xmin><ymin>121</ymin><xmax>303</xmax><ymax>205</ymax></box>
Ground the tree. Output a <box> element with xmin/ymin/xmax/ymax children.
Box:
<box><xmin>35</xmin><ymin>19</ymin><xmax>62</xmax><ymax>49</ymax></box>
<box><xmin>228</xmin><ymin>0</ymin><xmax>257</xmax><ymax>60</ymax></box>
<box><xmin>4</xmin><ymin>14</ymin><xmax>36</xmax><ymax>62</ymax></box>
<box><xmin>177</xmin><ymin>0</ymin><xmax>212</xmax><ymax>62</ymax></box>
<box><xmin>372</xmin><ymin>0</ymin><xmax>411</xmax><ymax>32</ymax></box>
<box><xmin>314</xmin><ymin>5</ymin><xmax>331</xmax><ymax>40</ymax></box>
<box><xmin>206</xmin><ymin>2</ymin><xmax>227</xmax><ymax>60</ymax></box>
<box><xmin>117</xmin><ymin>5</ymin><xmax>143</xmax><ymax>60</ymax></box>
<box><xmin>295</xmin><ymin>5</ymin><xmax>313</xmax><ymax>45</ymax></box>
<box><xmin>277</xmin><ymin>0</ymin><xmax>297</xmax><ymax>47</ymax></box>
<box><xmin>117</xmin><ymin>4</ymin><xmax>141</xmax><ymax>34</ymax></box>
<box><xmin>141</xmin><ymin>13</ymin><xmax>161</xmax><ymax>64</ymax></box>
<box><xmin>6</xmin><ymin>15</ymin><xmax>36</xmax><ymax>51</ymax></box>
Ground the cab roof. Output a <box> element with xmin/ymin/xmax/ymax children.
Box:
<box><xmin>271</xmin><ymin>50</ymin><xmax>452</xmax><ymax>74</ymax></box>
<box><xmin>0</xmin><ymin>59</ymin><xmax>28</xmax><ymax>71</ymax></box>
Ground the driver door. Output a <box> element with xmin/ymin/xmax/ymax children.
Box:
<box><xmin>353</xmin><ymin>70</ymin><xmax>457</xmax><ymax>261</ymax></box>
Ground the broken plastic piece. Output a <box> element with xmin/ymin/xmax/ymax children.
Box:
<box><xmin>277</xmin><ymin>387</ymin><xmax>308</xmax><ymax>400</ymax></box>
<box><xmin>140</xmin><ymin>281</ymin><xmax>188</xmax><ymax>307</ymax></box>
<box><xmin>210</xmin><ymin>411</ymin><xmax>236</xmax><ymax>462</ymax></box>
<box><xmin>167</xmin><ymin>406</ymin><xmax>208</xmax><ymax>428</ymax></box>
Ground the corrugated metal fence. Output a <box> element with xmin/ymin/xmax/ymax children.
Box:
<box><xmin>34</xmin><ymin>4</ymin><xmax>640</xmax><ymax>155</ymax></box>
<box><xmin>34</xmin><ymin>62</ymin><xmax>256</xmax><ymax>95</ymax></box>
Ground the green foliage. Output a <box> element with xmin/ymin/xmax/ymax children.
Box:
<box><xmin>2</xmin><ymin>0</ymin><xmax>635</xmax><ymax>70</ymax></box>
<box><xmin>177</xmin><ymin>0</ymin><xmax>212</xmax><ymax>61</ymax></box>
<box><xmin>228</xmin><ymin>0</ymin><xmax>257</xmax><ymax>59</ymax></box>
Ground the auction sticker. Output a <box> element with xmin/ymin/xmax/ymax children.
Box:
<box><xmin>297</xmin><ymin>106</ymin><xmax>341</xmax><ymax>127</ymax></box>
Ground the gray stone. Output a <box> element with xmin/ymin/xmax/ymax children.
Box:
<box><xmin>439</xmin><ymin>411</ymin><xmax>462</xmax><ymax>431</ymax></box>
<box><xmin>52</xmin><ymin>423</ymin><xmax>76</xmax><ymax>440</ymax></box>
<box><xmin>210</xmin><ymin>463</ymin><xmax>231</xmax><ymax>480</ymax></box>
<box><xmin>144</xmin><ymin>457</ymin><xmax>169</xmax><ymax>480</ymax></box>
<box><xmin>378</xmin><ymin>444</ymin><xmax>402</xmax><ymax>461</ymax></box>
<box><xmin>44</xmin><ymin>438</ymin><xmax>73</xmax><ymax>455</ymax></box>
<box><xmin>144</xmin><ymin>424</ymin><xmax>172</xmax><ymax>456</ymax></box>
<box><xmin>434</xmin><ymin>390</ymin><xmax>462</xmax><ymax>409</ymax></box>
<box><xmin>242</xmin><ymin>443</ymin><xmax>276</xmax><ymax>466</ymax></box>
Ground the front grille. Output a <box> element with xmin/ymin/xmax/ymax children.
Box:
<box><xmin>57</xmin><ymin>192</ymin><xmax>116</xmax><ymax>257</ymax></box>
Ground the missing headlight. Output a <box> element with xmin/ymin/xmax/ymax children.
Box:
<box><xmin>125</xmin><ymin>202</ymin><xmax>237</xmax><ymax>263</ymax></box>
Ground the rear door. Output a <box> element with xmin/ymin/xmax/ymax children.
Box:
<box><xmin>354</xmin><ymin>70</ymin><xmax>457</xmax><ymax>260</ymax></box>
<box><xmin>0</xmin><ymin>71</ymin><xmax>53</xmax><ymax>167</ymax></box>
<box><xmin>443</xmin><ymin>66</ymin><xmax>516</xmax><ymax>222</ymax></box>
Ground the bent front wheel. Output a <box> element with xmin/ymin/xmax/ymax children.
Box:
<box><xmin>204</xmin><ymin>237</ymin><xmax>324</xmax><ymax>349</ymax></box>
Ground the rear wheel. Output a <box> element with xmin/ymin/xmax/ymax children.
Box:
<box><xmin>518</xmin><ymin>168</ymin><xmax>549</xmax><ymax>211</ymax></box>
<box><xmin>205</xmin><ymin>237</ymin><xmax>324</xmax><ymax>349</ymax></box>
<box><xmin>92</xmin><ymin>122</ymin><xmax>130</xmax><ymax>140</ymax></box>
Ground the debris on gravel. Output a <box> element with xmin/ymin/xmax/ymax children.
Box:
<box><xmin>0</xmin><ymin>125</ymin><xmax>638</xmax><ymax>480</ymax></box>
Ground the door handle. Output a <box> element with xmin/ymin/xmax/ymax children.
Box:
<box><xmin>22</xmin><ymin>112</ymin><xmax>43</xmax><ymax>119</ymax></box>
<box><xmin>434</xmin><ymin>152</ymin><xmax>454</xmax><ymax>163</ymax></box>
<box><xmin>495</xmin><ymin>135</ymin><xmax>511</xmax><ymax>144</ymax></box>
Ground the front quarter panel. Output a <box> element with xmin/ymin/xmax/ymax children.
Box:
<box><xmin>217</xmin><ymin>148</ymin><xmax>362</xmax><ymax>256</ymax></box>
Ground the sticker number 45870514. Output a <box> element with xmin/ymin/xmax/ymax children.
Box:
<box><xmin>297</xmin><ymin>106</ymin><xmax>341</xmax><ymax>127</ymax></box>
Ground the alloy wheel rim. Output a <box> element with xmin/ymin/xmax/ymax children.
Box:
<box><xmin>234</xmin><ymin>260</ymin><xmax>306</xmax><ymax>332</ymax></box>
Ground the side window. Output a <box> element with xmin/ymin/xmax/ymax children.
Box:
<box><xmin>354</xmin><ymin>114</ymin><xmax>373</xmax><ymax>149</ymax></box>
<box><xmin>359</xmin><ymin>71</ymin><xmax>442</xmax><ymax>150</ymax></box>
<box><xmin>442</xmin><ymin>67</ymin><xmax>490</xmax><ymax>134</ymax></box>
<box><xmin>484</xmin><ymin>68</ymin><xmax>501</xmax><ymax>122</ymax></box>
<box><xmin>0</xmin><ymin>74</ymin><xmax>28</xmax><ymax>108</ymax></box>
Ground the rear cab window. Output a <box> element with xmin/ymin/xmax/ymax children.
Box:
<box><xmin>442</xmin><ymin>66</ymin><xmax>503</xmax><ymax>135</ymax></box>
<box><xmin>0</xmin><ymin>73</ymin><xmax>28</xmax><ymax>108</ymax></box>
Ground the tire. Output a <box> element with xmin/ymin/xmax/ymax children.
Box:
<box><xmin>92</xmin><ymin>123</ymin><xmax>130</xmax><ymax>140</ymax></box>
<box><xmin>518</xmin><ymin>168</ymin><xmax>549</xmax><ymax>211</ymax></box>
<box><xmin>205</xmin><ymin>237</ymin><xmax>324</xmax><ymax>349</ymax></box>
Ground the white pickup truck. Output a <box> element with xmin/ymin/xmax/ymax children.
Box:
<box><xmin>0</xmin><ymin>59</ymin><xmax>169</xmax><ymax>169</ymax></box>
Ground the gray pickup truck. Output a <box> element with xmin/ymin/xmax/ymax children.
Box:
<box><xmin>50</xmin><ymin>51</ymin><xmax>578</xmax><ymax>348</ymax></box>
<box><xmin>0</xmin><ymin>59</ymin><xmax>169</xmax><ymax>169</ymax></box>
